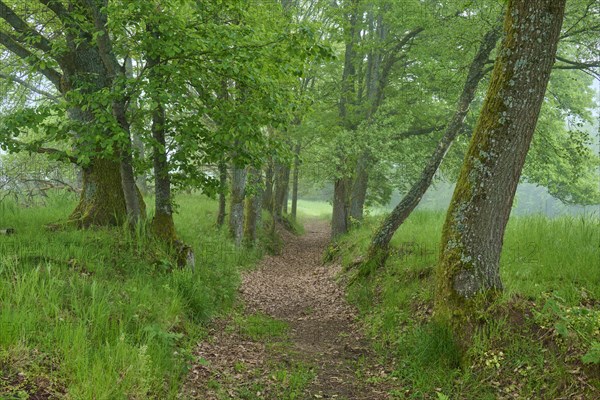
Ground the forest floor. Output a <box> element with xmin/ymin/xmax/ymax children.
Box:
<box><xmin>182</xmin><ymin>220</ymin><xmax>398</xmax><ymax>399</ymax></box>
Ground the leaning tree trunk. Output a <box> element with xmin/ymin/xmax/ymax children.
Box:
<box><xmin>349</xmin><ymin>151</ymin><xmax>371</xmax><ymax>222</ymax></box>
<box><xmin>291</xmin><ymin>142</ymin><xmax>301</xmax><ymax>220</ymax></box>
<box><xmin>331</xmin><ymin>176</ymin><xmax>352</xmax><ymax>240</ymax></box>
<box><xmin>362</xmin><ymin>27</ymin><xmax>501</xmax><ymax>272</ymax></box>
<box><xmin>435</xmin><ymin>0</ymin><xmax>565</xmax><ymax>348</ymax></box>
<box><xmin>244</xmin><ymin>167</ymin><xmax>263</xmax><ymax>247</ymax></box>
<box><xmin>229</xmin><ymin>166</ymin><xmax>247</xmax><ymax>246</ymax></box>
<box><xmin>217</xmin><ymin>160</ymin><xmax>228</xmax><ymax>227</ymax></box>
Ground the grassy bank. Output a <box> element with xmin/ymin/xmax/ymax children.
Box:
<box><xmin>337</xmin><ymin>211</ymin><xmax>600</xmax><ymax>399</ymax></box>
<box><xmin>0</xmin><ymin>193</ymin><xmax>260</xmax><ymax>399</ymax></box>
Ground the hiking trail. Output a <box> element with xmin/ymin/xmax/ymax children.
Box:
<box><xmin>182</xmin><ymin>220</ymin><xmax>399</xmax><ymax>399</ymax></box>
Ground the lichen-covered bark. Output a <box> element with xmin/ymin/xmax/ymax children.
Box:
<box><xmin>331</xmin><ymin>176</ymin><xmax>352</xmax><ymax>240</ymax></box>
<box><xmin>243</xmin><ymin>168</ymin><xmax>263</xmax><ymax>247</ymax></box>
<box><xmin>435</xmin><ymin>0</ymin><xmax>566</xmax><ymax>348</ymax></box>
<box><xmin>274</xmin><ymin>162</ymin><xmax>290</xmax><ymax>217</ymax></box>
<box><xmin>229</xmin><ymin>166</ymin><xmax>247</xmax><ymax>247</ymax></box>
<box><xmin>113</xmin><ymin>100</ymin><xmax>143</xmax><ymax>225</ymax></box>
<box><xmin>262</xmin><ymin>160</ymin><xmax>274</xmax><ymax>212</ymax></box>
<box><xmin>363</xmin><ymin>26</ymin><xmax>501</xmax><ymax>270</ymax></box>
<box><xmin>217</xmin><ymin>161</ymin><xmax>228</xmax><ymax>227</ymax></box>
<box><xmin>349</xmin><ymin>151</ymin><xmax>371</xmax><ymax>222</ymax></box>
<box><xmin>149</xmin><ymin>100</ymin><xmax>176</xmax><ymax>242</ymax></box>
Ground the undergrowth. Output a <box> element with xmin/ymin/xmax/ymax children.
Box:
<box><xmin>0</xmin><ymin>192</ymin><xmax>261</xmax><ymax>399</ymax></box>
<box><xmin>338</xmin><ymin>211</ymin><xmax>600</xmax><ymax>399</ymax></box>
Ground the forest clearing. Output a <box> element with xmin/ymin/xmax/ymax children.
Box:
<box><xmin>1</xmin><ymin>0</ymin><xmax>599</xmax><ymax>399</ymax></box>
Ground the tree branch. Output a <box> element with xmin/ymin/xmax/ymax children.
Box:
<box><xmin>36</xmin><ymin>0</ymin><xmax>71</xmax><ymax>22</ymax></box>
<box><xmin>7</xmin><ymin>138</ymin><xmax>78</xmax><ymax>164</ymax></box>
<box><xmin>0</xmin><ymin>72</ymin><xmax>60</xmax><ymax>102</ymax></box>
<box><xmin>392</xmin><ymin>124</ymin><xmax>447</xmax><ymax>140</ymax></box>
<box><xmin>0</xmin><ymin>31</ymin><xmax>62</xmax><ymax>88</ymax></box>
<box><xmin>0</xmin><ymin>1</ymin><xmax>55</xmax><ymax>54</ymax></box>
<box><xmin>554</xmin><ymin>56</ymin><xmax>600</xmax><ymax>70</ymax></box>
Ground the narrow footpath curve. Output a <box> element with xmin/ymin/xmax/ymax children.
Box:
<box><xmin>182</xmin><ymin>220</ymin><xmax>398</xmax><ymax>399</ymax></box>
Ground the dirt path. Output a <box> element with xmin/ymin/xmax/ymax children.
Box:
<box><xmin>182</xmin><ymin>220</ymin><xmax>396</xmax><ymax>399</ymax></box>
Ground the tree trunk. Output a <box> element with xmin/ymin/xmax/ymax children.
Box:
<box><xmin>331</xmin><ymin>176</ymin><xmax>352</xmax><ymax>240</ymax></box>
<box><xmin>274</xmin><ymin>162</ymin><xmax>290</xmax><ymax>217</ymax></box>
<box><xmin>126</xmin><ymin>58</ymin><xmax>149</xmax><ymax>196</ymax></box>
<box><xmin>435</xmin><ymin>0</ymin><xmax>565</xmax><ymax>347</ymax></box>
<box><xmin>150</xmin><ymin>100</ymin><xmax>176</xmax><ymax>242</ymax></box>
<box><xmin>349</xmin><ymin>152</ymin><xmax>371</xmax><ymax>222</ymax></box>
<box><xmin>113</xmin><ymin>100</ymin><xmax>143</xmax><ymax>225</ymax></box>
<box><xmin>291</xmin><ymin>142</ymin><xmax>301</xmax><ymax>220</ymax></box>
<box><xmin>132</xmin><ymin>133</ymin><xmax>149</xmax><ymax>195</ymax></box>
<box><xmin>69</xmin><ymin>157</ymin><xmax>128</xmax><ymax>227</ymax></box>
<box><xmin>283</xmin><ymin>180</ymin><xmax>289</xmax><ymax>214</ymax></box>
<box><xmin>244</xmin><ymin>167</ymin><xmax>263</xmax><ymax>247</ymax></box>
<box><xmin>146</xmin><ymin>38</ymin><xmax>176</xmax><ymax>242</ymax></box>
<box><xmin>217</xmin><ymin>160</ymin><xmax>228</xmax><ymax>227</ymax></box>
<box><xmin>229</xmin><ymin>166</ymin><xmax>247</xmax><ymax>246</ymax></box>
<box><xmin>363</xmin><ymin>27</ymin><xmax>501</xmax><ymax>270</ymax></box>
<box><xmin>262</xmin><ymin>160</ymin><xmax>274</xmax><ymax>211</ymax></box>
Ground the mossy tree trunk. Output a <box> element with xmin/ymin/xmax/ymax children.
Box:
<box><xmin>331</xmin><ymin>176</ymin><xmax>352</xmax><ymax>240</ymax></box>
<box><xmin>70</xmin><ymin>157</ymin><xmax>128</xmax><ymax>227</ymax></box>
<box><xmin>229</xmin><ymin>166</ymin><xmax>247</xmax><ymax>247</ymax></box>
<box><xmin>274</xmin><ymin>161</ymin><xmax>290</xmax><ymax>217</ymax></box>
<box><xmin>244</xmin><ymin>167</ymin><xmax>263</xmax><ymax>247</ymax></box>
<box><xmin>363</xmin><ymin>27</ymin><xmax>501</xmax><ymax>271</ymax></box>
<box><xmin>0</xmin><ymin>2</ymin><xmax>145</xmax><ymax>228</ymax></box>
<box><xmin>262</xmin><ymin>160</ymin><xmax>274</xmax><ymax>212</ymax></box>
<box><xmin>217</xmin><ymin>160</ymin><xmax>228</xmax><ymax>227</ymax></box>
<box><xmin>149</xmin><ymin>100</ymin><xmax>176</xmax><ymax>242</ymax></box>
<box><xmin>349</xmin><ymin>151</ymin><xmax>371</xmax><ymax>222</ymax></box>
<box><xmin>435</xmin><ymin>0</ymin><xmax>566</xmax><ymax>347</ymax></box>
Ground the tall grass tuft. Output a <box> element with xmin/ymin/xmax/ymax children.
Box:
<box><xmin>0</xmin><ymin>193</ymin><xmax>260</xmax><ymax>399</ymax></box>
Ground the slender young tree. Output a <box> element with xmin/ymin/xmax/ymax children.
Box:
<box><xmin>435</xmin><ymin>0</ymin><xmax>567</xmax><ymax>346</ymax></box>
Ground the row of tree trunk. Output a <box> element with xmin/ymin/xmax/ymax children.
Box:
<box><xmin>218</xmin><ymin>142</ymin><xmax>303</xmax><ymax>247</ymax></box>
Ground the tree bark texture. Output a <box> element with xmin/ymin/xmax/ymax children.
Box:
<box><xmin>149</xmin><ymin>101</ymin><xmax>176</xmax><ymax>241</ymax></box>
<box><xmin>274</xmin><ymin>162</ymin><xmax>291</xmax><ymax>217</ymax></box>
<box><xmin>229</xmin><ymin>166</ymin><xmax>247</xmax><ymax>247</ymax></box>
<box><xmin>217</xmin><ymin>161</ymin><xmax>228</xmax><ymax>227</ymax></box>
<box><xmin>349</xmin><ymin>151</ymin><xmax>371</xmax><ymax>222</ymax></box>
<box><xmin>435</xmin><ymin>0</ymin><xmax>566</xmax><ymax>342</ymax></box>
<box><xmin>331</xmin><ymin>176</ymin><xmax>352</xmax><ymax>240</ymax></box>
<box><xmin>262</xmin><ymin>161</ymin><xmax>274</xmax><ymax>212</ymax></box>
<box><xmin>244</xmin><ymin>167</ymin><xmax>263</xmax><ymax>247</ymax></box>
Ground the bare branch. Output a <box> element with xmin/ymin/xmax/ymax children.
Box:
<box><xmin>0</xmin><ymin>1</ymin><xmax>55</xmax><ymax>54</ymax></box>
<box><xmin>0</xmin><ymin>72</ymin><xmax>60</xmax><ymax>101</ymax></box>
<box><xmin>0</xmin><ymin>31</ymin><xmax>62</xmax><ymax>88</ymax></box>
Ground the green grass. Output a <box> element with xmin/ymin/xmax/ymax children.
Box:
<box><xmin>0</xmin><ymin>192</ymin><xmax>261</xmax><ymax>399</ymax></box>
<box><xmin>293</xmin><ymin>200</ymin><xmax>332</xmax><ymax>220</ymax></box>
<box><xmin>338</xmin><ymin>210</ymin><xmax>600</xmax><ymax>399</ymax></box>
